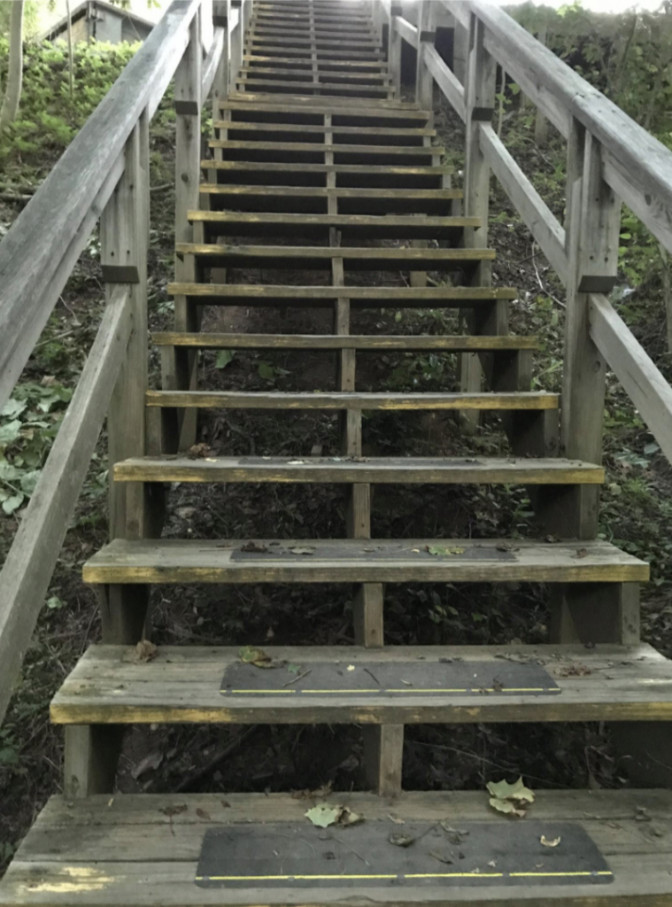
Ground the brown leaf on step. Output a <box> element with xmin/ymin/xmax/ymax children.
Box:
<box><xmin>133</xmin><ymin>639</ymin><xmax>158</xmax><ymax>663</ymax></box>
<box><xmin>540</xmin><ymin>835</ymin><xmax>562</xmax><ymax>847</ymax></box>
<box><xmin>557</xmin><ymin>663</ymin><xmax>592</xmax><ymax>677</ymax></box>
<box><xmin>187</xmin><ymin>443</ymin><xmax>212</xmax><ymax>459</ymax></box>
<box><xmin>241</xmin><ymin>541</ymin><xmax>269</xmax><ymax>553</ymax></box>
<box><xmin>288</xmin><ymin>546</ymin><xmax>315</xmax><ymax>556</ymax></box>
<box><xmin>545</xmin><ymin>534</ymin><xmax>560</xmax><ymax>543</ymax></box>
<box><xmin>160</xmin><ymin>804</ymin><xmax>188</xmax><ymax>818</ymax></box>
<box><xmin>573</xmin><ymin>547</ymin><xmax>588</xmax><ymax>559</ymax></box>
<box><xmin>389</xmin><ymin>833</ymin><xmax>415</xmax><ymax>847</ymax></box>
<box><xmin>492</xmin><ymin>678</ymin><xmax>504</xmax><ymax>692</ymax></box>
<box><xmin>430</xmin><ymin>850</ymin><xmax>454</xmax><ymax>864</ymax></box>
<box><xmin>239</xmin><ymin>646</ymin><xmax>275</xmax><ymax>668</ymax></box>
<box><xmin>196</xmin><ymin>808</ymin><xmax>211</xmax><ymax>821</ymax></box>
<box><xmin>496</xmin><ymin>543</ymin><xmax>519</xmax><ymax>552</ymax></box>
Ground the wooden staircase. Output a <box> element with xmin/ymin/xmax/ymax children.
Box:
<box><xmin>2</xmin><ymin>1</ymin><xmax>672</xmax><ymax>904</ymax></box>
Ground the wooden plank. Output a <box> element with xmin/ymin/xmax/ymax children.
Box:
<box><xmin>145</xmin><ymin>389</ymin><xmax>559</xmax><ymax>411</ymax></box>
<box><xmin>174</xmin><ymin>244</ymin><xmax>491</xmax><ymax>270</ymax></box>
<box><xmin>198</xmin><ymin>185</ymin><xmax>461</xmax><ymax>213</ymax></box>
<box><xmin>590</xmin><ymin>293</ymin><xmax>672</xmax><ymax>465</ymax></box>
<box><xmin>152</xmin><ymin>332</ymin><xmax>535</xmax><ymax>350</ymax></box>
<box><xmin>201</xmin><ymin>25</ymin><xmax>225</xmax><ymax>99</ymax></box>
<box><xmin>82</xmin><ymin>537</ymin><xmax>648</xmax><ymax>586</ymax></box>
<box><xmin>479</xmin><ymin>123</ymin><xmax>568</xmax><ymax>284</ymax></box>
<box><xmin>167</xmin><ymin>284</ymin><xmax>515</xmax><ymax>306</ymax></box>
<box><xmin>213</xmin><ymin>121</ymin><xmax>434</xmax><ymax>138</ymax></box>
<box><xmin>0</xmin><ymin>0</ymin><xmax>198</xmax><ymax>413</ymax></box>
<box><xmin>201</xmin><ymin>160</ymin><xmax>452</xmax><ymax>186</ymax></box>
<box><xmin>208</xmin><ymin>139</ymin><xmax>441</xmax><ymax>156</ymax></box>
<box><xmin>236</xmin><ymin>79</ymin><xmax>391</xmax><ymax>97</ymax></box>
<box><xmin>0</xmin><ymin>286</ymin><xmax>132</xmax><ymax>726</ymax></box>
<box><xmin>227</xmin><ymin>90</ymin><xmax>418</xmax><ymax>109</ymax></box>
<box><xmin>243</xmin><ymin>54</ymin><xmax>388</xmax><ymax>69</ymax></box>
<box><xmin>394</xmin><ymin>15</ymin><xmax>418</xmax><ymax>48</ymax></box>
<box><xmin>113</xmin><ymin>455</ymin><xmax>603</xmax><ymax>485</ymax></box>
<box><xmin>424</xmin><ymin>44</ymin><xmax>465</xmax><ymax>123</ymax></box>
<box><xmin>50</xmin><ymin>642</ymin><xmax>672</xmax><ymax>725</ymax></box>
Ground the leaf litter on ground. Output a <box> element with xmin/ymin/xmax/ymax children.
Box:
<box><xmin>305</xmin><ymin>803</ymin><xmax>363</xmax><ymax>829</ymax></box>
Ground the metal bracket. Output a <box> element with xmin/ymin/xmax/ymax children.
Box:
<box><xmin>174</xmin><ymin>99</ymin><xmax>200</xmax><ymax>116</ymax></box>
<box><xmin>101</xmin><ymin>265</ymin><xmax>140</xmax><ymax>284</ymax></box>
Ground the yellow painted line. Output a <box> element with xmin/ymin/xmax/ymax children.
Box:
<box><xmin>405</xmin><ymin>872</ymin><xmax>504</xmax><ymax>879</ymax></box>
<box><xmin>509</xmin><ymin>871</ymin><xmax>613</xmax><ymax>878</ymax></box>
<box><xmin>197</xmin><ymin>870</ymin><xmax>612</xmax><ymax>882</ymax></box>
<box><xmin>227</xmin><ymin>689</ymin><xmax>297</xmax><ymax>694</ymax></box>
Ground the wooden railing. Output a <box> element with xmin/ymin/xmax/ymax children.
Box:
<box><xmin>378</xmin><ymin>0</ymin><xmax>672</xmax><ymax>517</ymax></box>
<box><xmin>0</xmin><ymin>0</ymin><xmax>248</xmax><ymax>725</ymax></box>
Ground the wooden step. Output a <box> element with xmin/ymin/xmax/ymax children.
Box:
<box><xmin>243</xmin><ymin>54</ymin><xmax>389</xmax><ymax>69</ymax></box>
<box><xmin>237</xmin><ymin>80</ymin><xmax>392</xmax><ymax>98</ymax></box>
<box><xmin>243</xmin><ymin>47</ymin><xmax>385</xmax><ymax>62</ymax></box>
<box><xmin>198</xmin><ymin>185</ymin><xmax>459</xmax><ymax>214</ymax></box>
<box><xmin>145</xmin><ymin>390</ymin><xmax>556</xmax><ymax>412</ymax></box>
<box><xmin>176</xmin><ymin>244</ymin><xmax>487</xmax><ymax>272</ymax></box>
<box><xmin>114</xmin><ymin>454</ymin><xmax>600</xmax><ymax>485</ymax></box>
<box><xmin>5</xmin><ymin>789</ymin><xmax>672</xmax><ymax>906</ymax></box>
<box><xmin>82</xmin><ymin>537</ymin><xmax>646</xmax><ymax>585</ymax></box>
<box><xmin>202</xmin><ymin>161</ymin><xmax>451</xmax><ymax>190</ymax></box>
<box><xmin>186</xmin><ymin>211</ymin><xmax>477</xmax><ymax>241</ymax></box>
<box><xmin>207</xmin><ymin>140</ymin><xmax>439</xmax><ymax>163</ymax></box>
<box><xmin>228</xmin><ymin>91</ymin><xmax>418</xmax><ymax>109</ymax></box>
<box><xmin>238</xmin><ymin>68</ymin><xmax>392</xmax><ymax>85</ymax></box>
<box><xmin>219</xmin><ymin>98</ymin><xmax>431</xmax><ymax>125</ymax></box>
<box><xmin>167</xmin><ymin>283</ymin><xmax>515</xmax><ymax>308</ymax></box>
<box><xmin>52</xmin><ymin>642</ymin><xmax>670</xmax><ymax>725</ymax></box>
<box><xmin>153</xmin><ymin>332</ymin><xmax>534</xmax><ymax>352</ymax></box>
<box><xmin>213</xmin><ymin>122</ymin><xmax>433</xmax><ymax>142</ymax></box>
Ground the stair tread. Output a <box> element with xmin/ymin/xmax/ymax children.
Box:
<box><xmin>145</xmin><ymin>390</ymin><xmax>558</xmax><ymax>411</ymax></box>
<box><xmin>82</xmin><ymin>537</ymin><xmax>648</xmax><ymax>585</ymax></box>
<box><xmin>209</xmin><ymin>141</ymin><xmax>438</xmax><ymax>155</ymax></box>
<box><xmin>198</xmin><ymin>185</ymin><xmax>462</xmax><ymax>198</ymax></box>
<box><xmin>114</xmin><ymin>455</ymin><xmax>602</xmax><ymax>484</ymax></box>
<box><xmin>51</xmin><ymin>642</ymin><xmax>667</xmax><ymax>724</ymax></box>
<box><xmin>188</xmin><ymin>212</ymin><xmax>472</xmax><ymax>225</ymax></box>
<box><xmin>212</xmin><ymin>123</ymin><xmax>420</xmax><ymax>137</ymax></box>
<box><xmin>152</xmin><ymin>332</ymin><xmax>537</xmax><ymax>350</ymax></box>
<box><xmin>177</xmin><ymin>245</ymin><xmax>486</xmax><ymax>269</ymax></box>
<box><xmin>237</xmin><ymin>81</ymin><xmax>391</xmax><ymax>95</ymax></box>
<box><xmin>202</xmin><ymin>161</ymin><xmax>452</xmax><ymax>177</ymax></box>
<box><xmin>3</xmin><ymin>790</ymin><xmax>672</xmax><ymax>905</ymax></box>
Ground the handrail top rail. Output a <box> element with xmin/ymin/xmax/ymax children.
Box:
<box><xmin>445</xmin><ymin>0</ymin><xmax>672</xmax><ymax>235</ymax></box>
<box><xmin>0</xmin><ymin>0</ymin><xmax>201</xmax><ymax>414</ymax></box>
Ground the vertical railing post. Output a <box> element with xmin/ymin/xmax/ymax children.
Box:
<box><xmin>100</xmin><ymin>113</ymin><xmax>151</xmax><ymax>646</ymax></box>
<box><xmin>388</xmin><ymin>2</ymin><xmax>402</xmax><ymax>94</ymax></box>
<box><xmin>415</xmin><ymin>1</ymin><xmax>436</xmax><ymax>109</ymax></box>
<box><xmin>551</xmin><ymin>119</ymin><xmax>637</xmax><ymax>644</ymax></box>
<box><xmin>460</xmin><ymin>13</ymin><xmax>496</xmax><ymax>416</ymax></box>
<box><xmin>229</xmin><ymin>0</ymin><xmax>244</xmax><ymax>87</ymax></box>
<box><xmin>169</xmin><ymin>10</ymin><xmax>203</xmax><ymax>451</ymax></box>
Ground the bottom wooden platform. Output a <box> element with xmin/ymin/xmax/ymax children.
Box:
<box><xmin>2</xmin><ymin>790</ymin><xmax>672</xmax><ymax>905</ymax></box>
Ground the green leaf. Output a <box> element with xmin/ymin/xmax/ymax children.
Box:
<box><xmin>239</xmin><ymin>646</ymin><xmax>274</xmax><ymax>668</ymax></box>
<box><xmin>426</xmin><ymin>545</ymin><xmax>465</xmax><ymax>556</ymax></box>
<box><xmin>46</xmin><ymin>596</ymin><xmax>65</xmax><ymax>611</ymax></box>
<box><xmin>258</xmin><ymin>361</ymin><xmax>275</xmax><ymax>380</ymax></box>
<box><xmin>2</xmin><ymin>494</ymin><xmax>24</xmax><ymax>515</ymax></box>
<box><xmin>0</xmin><ymin>420</ymin><xmax>22</xmax><ymax>445</ymax></box>
<box><xmin>305</xmin><ymin>804</ymin><xmax>342</xmax><ymax>828</ymax></box>
<box><xmin>1</xmin><ymin>398</ymin><xmax>27</xmax><ymax>419</ymax></box>
<box><xmin>215</xmin><ymin>349</ymin><xmax>235</xmax><ymax>369</ymax></box>
<box><xmin>487</xmin><ymin>777</ymin><xmax>535</xmax><ymax>803</ymax></box>
<box><xmin>20</xmin><ymin>469</ymin><xmax>41</xmax><ymax>495</ymax></box>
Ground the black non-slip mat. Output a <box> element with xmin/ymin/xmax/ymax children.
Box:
<box><xmin>221</xmin><ymin>658</ymin><xmax>560</xmax><ymax>696</ymax></box>
<box><xmin>195</xmin><ymin>819</ymin><xmax>612</xmax><ymax>888</ymax></box>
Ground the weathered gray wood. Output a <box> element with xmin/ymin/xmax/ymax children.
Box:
<box><xmin>479</xmin><ymin>123</ymin><xmax>568</xmax><ymax>284</ymax></box>
<box><xmin>424</xmin><ymin>44</ymin><xmax>465</xmax><ymax>123</ymax></box>
<box><xmin>63</xmin><ymin>725</ymin><xmax>121</xmax><ymax>799</ymax></box>
<box><xmin>0</xmin><ymin>285</ymin><xmax>132</xmax><ymax>726</ymax></box>
<box><xmin>6</xmin><ymin>788</ymin><xmax>672</xmax><ymax>907</ymax></box>
<box><xmin>589</xmin><ymin>293</ymin><xmax>672</xmax><ymax>465</ymax></box>
<box><xmin>0</xmin><ymin>0</ymin><xmax>198</xmax><ymax>414</ymax></box>
<box><xmin>394</xmin><ymin>15</ymin><xmax>417</xmax><ymax>49</ymax></box>
<box><xmin>549</xmin><ymin>582</ymin><xmax>640</xmax><ymax>646</ymax></box>
<box><xmin>103</xmin><ymin>119</ymin><xmax>149</xmax><ymax>543</ymax></box>
<box><xmin>363</xmin><ymin>723</ymin><xmax>404</xmax><ymax>795</ymax></box>
<box><xmin>414</xmin><ymin>3</ymin><xmax>434</xmax><ymax>108</ymax></box>
<box><xmin>152</xmin><ymin>332</ymin><xmax>535</xmax><ymax>351</ymax></box>
<box><xmin>201</xmin><ymin>24</ymin><xmax>226</xmax><ymax>99</ymax></box>
<box><xmin>113</xmin><ymin>455</ymin><xmax>604</xmax><ymax>485</ymax></box>
<box><xmin>82</xmin><ymin>537</ymin><xmax>648</xmax><ymax>586</ymax></box>
<box><xmin>51</xmin><ymin>642</ymin><xmax>672</xmax><ymax>726</ymax></box>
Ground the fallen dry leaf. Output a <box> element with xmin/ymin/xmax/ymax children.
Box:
<box><xmin>133</xmin><ymin>639</ymin><xmax>158</xmax><ymax>663</ymax></box>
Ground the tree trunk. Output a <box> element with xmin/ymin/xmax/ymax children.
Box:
<box><xmin>0</xmin><ymin>0</ymin><xmax>25</xmax><ymax>134</ymax></box>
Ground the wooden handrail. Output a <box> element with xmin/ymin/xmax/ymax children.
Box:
<box><xmin>0</xmin><ymin>0</ymin><xmax>239</xmax><ymax>725</ymax></box>
<box><xmin>381</xmin><ymin>0</ymin><xmax>672</xmax><ymax>469</ymax></box>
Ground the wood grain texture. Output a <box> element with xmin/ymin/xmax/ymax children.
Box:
<box><xmin>113</xmin><ymin>455</ymin><xmax>603</xmax><ymax>485</ymax></box>
<box><xmin>3</xmin><ymin>790</ymin><xmax>672</xmax><ymax>905</ymax></box>
<box><xmin>50</xmin><ymin>642</ymin><xmax>672</xmax><ymax>725</ymax></box>
<box><xmin>144</xmin><ymin>389</ymin><xmax>559</xmax><ymax>411</ymax></box>
<box><xmin>81</xmin><ymin>537</ymin><xmax>648</xmax><ymax>585</ymax></box>
<box><xmin>152</xmin><ymin>332</ymin><xmax>536</xmax><ymax>351</ymax></box>
<box><xmin>167</xmin><ymin>284</ymin><xmax>515</xmax><ymax>304</ymax></box>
